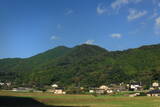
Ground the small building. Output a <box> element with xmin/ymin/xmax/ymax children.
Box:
<box><xmin>110</xmin><ymin>84</ymin><xmax>127</xmax><ymax>92</ymax></box>
<box><xmin>99</xmin><ymin>85</ymin><xmax>109</xmax><ymax>90</ymax></box>
<box><xmin>149</xmin><ymin>87</ymin><xmax>154</xmax><ymax>90</ymax></box>
<box><xmin>89</xmin><ymin>89</ymin><xmax>94</xmax><ymax>93</ymax></box>
<box><xmin>53</xmin><ymin>88</ymin><xmax>66</xmax><ymax>94</ymax></box>
<box><xmin>0</xmin><ymin>82</ymin><xmax>4</xmax><ymax>86</ymax></box>
<box><xmin>49</xmin><ymin>84</ymin><xmax>66</xmax><ymax>94</ymax></box>
<box><xmin>12</xmin><ymin>87</ymin><xmax>33</xmax><ymax>92</ymax></box>
<box><xmin>106</xmin><ymin>89</ymin><xmax>113</xmax><ymax>94</ymax></box>
<box><xmin>129</xmin><ymin>93</ymin><xmax>140</xmax><ymax>97</ymax></box>
<box><xmin>147</xmin><ymin>90</ymin><xmax>160</xmax><ymax>96</ymax></box>
<box><xmin>6</xmin><ymin>82</ymin><xmax>11</xmax><ymax>86</ymax></box>
<box><xmin>129</xmin><ymin>84</ymin><xmax>142</xmax><ymax>91</ymax></box>
<box><xmin>150</xmin><ymin>82</ymin><xmax>160</xmax><ymax>90</ymax></box>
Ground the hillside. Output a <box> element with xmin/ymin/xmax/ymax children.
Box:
<box><xmin>0</xmin><ymin>44</ymin><xmax>160</xmax><ymax>88</ymax></box>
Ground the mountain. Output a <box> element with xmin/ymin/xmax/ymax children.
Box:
<box><xmin>28</xmin><ymin>46</ymin><xmax>71</xmax><ymax>61</ymax></box>
<box><xmin>0</xmin><ymin>44</ymin><xmax>160</xmax><ymax>88</ymax></box>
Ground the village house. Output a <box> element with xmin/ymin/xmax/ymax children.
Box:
<box><xmin>49</xmin><ymin>84</ymin><xmax>66</xmax><ymax>94</ymax></box>
<box><xmin>0</xmin><ymin>82</ymin><xmax>4</xmax><ymax>86</ymax></box>
<box><xmin>6</xmin><ymin>82</ymin><xmax>11</xmax><ymax>86</ymax></box>
<box><xmin>149</xmin><ymin>82</ymin><xmax>160</xmax><ymax>90</ymax></box>
<box><xmin>129</xmin><ymin>93</ymin><xmax>140</xmax><ymax>97</ymax></box>
<box><xmin>53</xmin><ymin>87</ymin><xmax>66</xmax><ymax>94</ymax></box>
<box><xmin>152</xmin><ymin>82</ymin><xmax>159</xmax><ymax>87</ymax></box>
<box><xmin>130</xmin><ymin>84</ymin><xmax>142</xmax><ymax>91</ymax></box>
<box><xmin>147</xmin><ymin>82</ymin><xmax>160</xmax><ymax>96</ymax></box>
<box><xmin>110</xmin><ymin>83</ymin><xmax>127</xmax><ymax>92</ymax></box>
<box><xmin>0</xmin><ymin>81</ymin><xmax>11</xmax><ymax>87</ymax></box>
<box><xmin>89</xmin><ymin>89</ymin><xmax>94</xmax><ymax>93</ymax></box>
<box><xmin>47</xmin><ymin>88</ymin><xmax>66</xmax><ymax>94</ymax></box>
<box><xmin>99</xmin><ymin>85</ymin><xmax>109</xmax><ymax>90</ymax></box>
<box><xmin>128</xmin><ymin>83</ymin><xmax>142</xmax><ymax>91</ymax></box>
<box><xmin>99</xmin><ymin>85</ymin><xmax>113</xmax><ymax>94</ymax></box>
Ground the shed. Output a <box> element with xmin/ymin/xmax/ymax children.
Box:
<box><xmin>147</xmin><ymin>90</ymin><xmax>160</xmax><ymax>96</ymax></box>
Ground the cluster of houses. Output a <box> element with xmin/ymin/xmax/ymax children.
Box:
<box><xmin>12</xmin><ymin>87</ymin><xmax>34</xmax><ymax>92</ymax></box>
<box><xmin>89</xmin><ymin>85</ymin><xmax>113</xmax><ymax>94</ymax></box>
<box><xmin>89</xmin><ymin>84</ymin><xmax>126</xmax><ymax>95</ymax></box>
<box><xmin>147</xmin><ymin>82</ymin><xmax>160</xmax><ymax>96</ymax></box>
<box><xmin>89</xmin><ymin>82</ymin><xmax>143</xmax><ymax>95</ymax></box>
<box><xmin>11</xmin><ymin>84</ymin><xmax>66</xmax><ymax>94</ymax></box>
<box><xmin>0</xmin><ymin>81</ymin><xmax>11</xmax><ymax>87</ymax></box>
<box><xmin>128</xmin><ymin>82</ymin><xmax>160</xmax><ymax>97</ymax></box>
<box><xmin>88</xmin><ymin>82</ymin><xmax>160</xmax><ymax>97</ymax></box>
<box><xmin>1</xmin><ymin>80</ymin><xmax>160</xmax><ymax>97</ymax></box>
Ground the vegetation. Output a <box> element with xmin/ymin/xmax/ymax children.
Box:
<box><xmin>0</xmin><ymin>44</ymin><xmax>160</xmax><ymax>88</ymax></box>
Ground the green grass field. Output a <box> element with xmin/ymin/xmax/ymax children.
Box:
<box><xmin>0</xmin><ymin>91</ymin><xmax>160</xmax><ymax>107</ymax></box>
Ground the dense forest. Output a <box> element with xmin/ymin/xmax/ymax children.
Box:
<box><xmin>0</xmin><ymin>44</ymin><xmax>160</xmax><ymax>88</ymax></box>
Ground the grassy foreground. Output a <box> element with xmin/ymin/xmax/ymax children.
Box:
<box><xmin>0</xmin><ymin>91</ymin><xmax>160</xmax><ymax>107</ymax></box>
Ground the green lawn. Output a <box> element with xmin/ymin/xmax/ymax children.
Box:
<box><xmin>0</xmin><ymin>91</ymin><xmax>160</xmax><ymax>107</ymax></box>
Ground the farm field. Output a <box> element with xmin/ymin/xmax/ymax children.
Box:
<box><xmin>0</xmin><ymin>91</ymin><xmax>160</xmax><ymax>107</ymax></box>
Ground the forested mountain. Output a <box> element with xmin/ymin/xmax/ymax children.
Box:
<box><xmin>0</xmin><ymin>44</ymin><xmax>160</xmax><ymax>88</ymax></box>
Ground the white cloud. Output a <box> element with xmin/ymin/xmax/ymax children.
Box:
<box><xmin>65</xmin><ymin>9</ymin><xmax>74</xmax><ymax>15</ymax></box>
<box><xmin>127</xmin><ymin>9</ymin><xmax>147</xmax><ymax>21</ymax></box>
<box><xmin>111</xmin><ymin>0</ymin><xmax>129</xmax><ymax>10</ymax></box>
<box><xmin>111</xmin><ymin>33</ymin><xmax>122</xmax><ymax>38</ymax></box>
<box><xmin>85</xmin><ymin>40</ymin><xmax>95</xmax><ymax>45</ymax></box>
<box><xmin>97</xmin><ymin>4</ymin><xmax>108</xmax><ymax>15</ymax></box>
<box><xmin>50</xmin><ymin>36</ymin><xmax>58</xmax><ymax>40</ymax></box>
<box><xmin>111</xmin><ymin>0</ymin><xmax>142</xmax><ymax>10</ymax></box>
<box><xmin>155</xmin><ymin>16</ymin><xmax>160</xmax><ymax>35</ymax></box>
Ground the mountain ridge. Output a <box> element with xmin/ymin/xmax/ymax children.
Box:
<box><xmin>0</xmin><ymin>43</ymin><xmax>160</xmax><ymax>88</ymax></box>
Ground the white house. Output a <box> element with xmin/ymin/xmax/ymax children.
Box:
<box><xmin>130</xmin><ymin>84</ymin><xmax>142</xmax><ymax>91</ymax></box>
<box><xmin>150</xmin><ymin>82</ymin><xmax>160</xmax><ymax>90</ymax></box>
<box><xmin>0</xmin><ymin>82</ymin><xmax>4</xmax><ymax>86</ymax></box>
<box><xmin>89</xmin><ymin>90</ymin><xmax>94</xmax><ymax>93</ymax></box>
<box><xmin>99</xmin><ymin>85</ymin><xmax>109</xmax><ymax>90</ymax></box>
<box><xmin>51</xmin><ymin>84</ymin><xmax>58</xmax><ymax>88</ymax></box>
<box><xmin>50</xmin><ymin>84</ymin><xmax>66</xmax><ymax>94</ymax></box>
<box><xmin>6</xmin><ymin>82</ymin><xmax>11</xmax><ymax>86</ymax></box>
<box><xmin>152</xmin><ymin>82</ymin><xmax>159</xmax><ymax>87</ymax></box>
<box><xmin>106</xmin><ymin>89</ymin><xmax>113</xmax><ymax>94</ymax></box>
<box><xmin>53</xmin><ymin>88</ymin><xmax>66</xmax><ymax>94</ymax></box>
<box><xmin>47</xmin><ymin>88</ymin><xmax>66</xmax><ymax>94</ymax></box>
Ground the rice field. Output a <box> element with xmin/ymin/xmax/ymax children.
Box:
<box><xmin>0</xmin><ymin>91</ymin><xmax>160</xmax><ymax>107</ymax></box>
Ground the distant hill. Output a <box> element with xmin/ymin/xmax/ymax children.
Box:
<box><xmin>0</xmin><ymin>44</ymin><xmax>160</xmax><ymax>88</ymax></box>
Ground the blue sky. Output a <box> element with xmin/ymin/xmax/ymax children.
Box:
<box><xmin>1</xmin><ymin>0</ymin><xmax>160</xmax><ymax>58</ymax></box>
